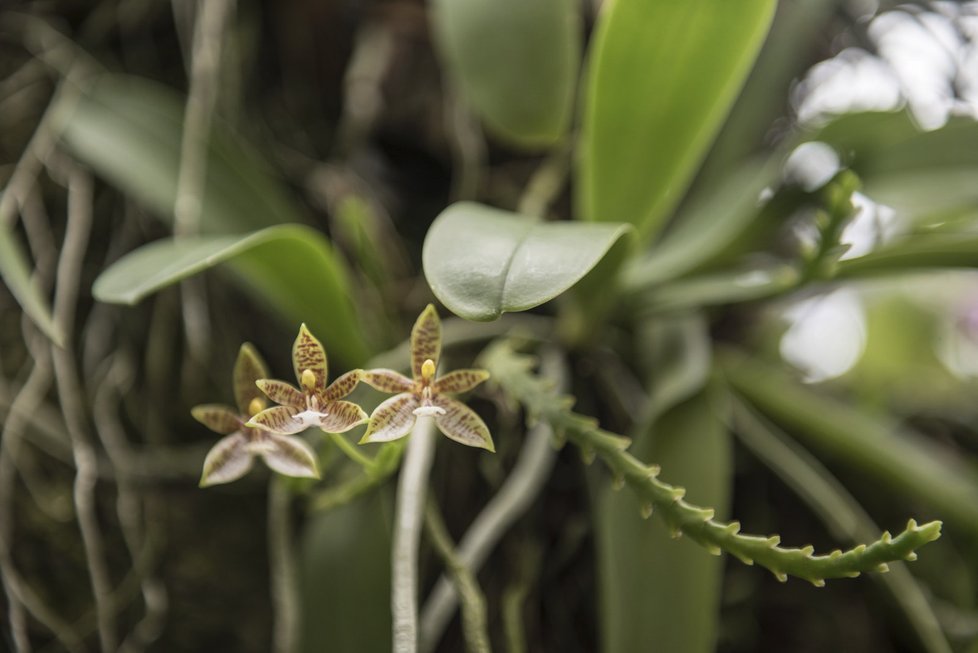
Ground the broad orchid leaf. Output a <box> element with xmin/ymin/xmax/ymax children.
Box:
<box><xmin>0</xmin><ymin>228</ymin><xmax>63</xmax><ymax>346</ymax></box>
<box><xmin>56</xmin><ymin>74</ymin><xmax>301</xmax><ymax>234</ymax></box>
<box><xmin>91</xmin><ymin>225</ymin><xmax>371</xmax><ymax>366</ymax></box>
<box><xmin>595</xmin><ymin>391</ymin><xmax>731</xmax><ymax>653</ymax></box>
<box><xmin>578</xmin><ymin>0</ymin><xmax>776</xmax><ymax>242</ymax></box>
<box><xmin>422</xmin><ymin>202</ymin><xmax>631</xmax><ymax>321</ymax></box>
<box><xmin>430</xmin><ymin>0</ymin><xmax>579</xmax><ymax>148</ymax></box>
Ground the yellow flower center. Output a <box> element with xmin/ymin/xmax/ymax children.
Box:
<box><xmin>247</xmin><ymin>397</ymin><xmax>266</xmax><ymax>417</ymax></box>
<box><xmin>301</xmin><ymin>369</ymin><xmax>317</xmax><ymax>392</ymax></box>
<box><xmin>421</xmin><ymin>358</ymin><xmax>436</xmax><ymax>383</ymax></box>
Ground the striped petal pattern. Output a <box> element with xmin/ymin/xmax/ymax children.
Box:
<box><xmin>192</xmin><ymin>404</ymin><xmax>242</xmax><ymax>435</ymax></box>
<box><xmin>318</xmin><ymin>400</ymin><xmax>369</xmax><ymax>433</ymax></box>
<box><xmin>411</xmin><ymin>304</ymin><xmax>442</xmax><ymax>379</ymax></box>
<box><xmin>292</xmin><ymin>323</ymin><xmax>329</xmax><ymax>392</ymax></box>
<box><xmin>256</xmin><ymin>379</ymin><xmax>305</xmax><ymax>409</ymax></box>
<box><xmin>360</xmin><ymin>393</ymin><xmax>420</xmax><ymax>443</ymax></box>
<box><xmin>363</xmin><ymin>369</ymin><xmax>415</xmax><ymax>394</ymax></box>
<box><xmin>200</xmin><ymin>432</ymin><xmax>254</xmax><ymax>486</ymax></box>
<box><xmin>433</xmin><ymin>395</ymin><xmax>494</xmax><ymax>451</ymax></box>
<box><xmin>233</xmin><ymin>343</ymin><xmax>269</xmax><ymax>415</ymax></box>
<box><xmin>323</xmin><ymin>369</ymin><xmax>365</xmax><ymax>401</ymax></box>
<box><xmin>260</xmin><ymin>434</ymin><xmax>320</xmax><ymax>479</ymax></box>
<box><xmin>248</xmin><ymin>406</ymin><xmax>311</xmax><ymax>435</ymax></box>
<box><xmin>434</xmin><ymin>369</ymin><xmax>490</xmax><ymax>394</ymax></box>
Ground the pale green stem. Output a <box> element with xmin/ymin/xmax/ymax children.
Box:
<box><xmin>392</xmin><ymin>417</ymin><xmax>437</xmax><ymax>653</ymax></box>
<box><xmin>269</xmin><ymin>479</ymin><xmax>299</xmax><ymax>653</ymax></box>
<box><xmin>423</xmin><ymin>501</ymin><xmax>491</xmax><ymax>653</ymax></box>
<box><xmin>420</xmin><ymin>349</ymin><xmax>566</xmax><ymax>652</ymax></box>
<box><xmin>328</xmin><ymin>432</ymin><xmax>374</xmax><ymax>469</ymax></box>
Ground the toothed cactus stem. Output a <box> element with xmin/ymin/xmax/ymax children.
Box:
<box><xmin>480</xmin><ymin>342</ymin><xmax>945</xmax><ymax>586</ymax></box>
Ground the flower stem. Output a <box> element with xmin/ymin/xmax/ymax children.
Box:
<box><xmin>391</xmin><ymin>417</ymin><xmax>437</xmax><ymax>653</ymax></box>
<box><xmin>328</xmin><ymin>432</ymin><xmax>374</xmax><ymax>469</ymax></box>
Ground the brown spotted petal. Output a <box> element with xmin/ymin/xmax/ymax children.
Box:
<box><xmin>434</xmin><ymin>369</ymin><xmax>490</xmax><ymax>394</ymax></box>
<box><xmin>259</xmin><ymin>434</ymin><xmax>320</xmax><ymax>479</ymax></box>
<box><xmin>248</xmin><ymin>406</ymin><xmax>318</xmax><ymax>435</ymax></box>
<box><xmin>292</xmin><ymin>323</ymin><xmax>329</xmax><ymax>392</ymax></box>
<box><xmin>362</xmin><ymin>369</ymin><xmax>414</xmax><ymax>394</ymax></box>
<box><xmin>411</xmin><ymin>304</ymin><xmax>442</xmax><ymax>380</ymax></box>
<box><xmin>322</xmin><ymin>369</ymin><xmax>364</xmax><ymax>402</ymax></box>
<box><xmin>256</xmin><ymin>379</ymin><xmax>305</xmax><ymax>409</ymax></box>
<box><xmin>360</xmin><ymin>393</ymin><xmax>420</xmax><ymax>444</ymax></box>
<box><xmin>200</xmin><ymin>431</ymin><xmax>254</xmax><ymax>486</ymax></box>
<box><xmin>192</xmin><ymin>404</ymin><xmax>242</xmax><ymax>435</ymax></box>
<box><xmin>233</xmin><ymin>343</ymin><xmax>270</xmax><ymax>415</ymax></box>
<box><xmin>432</xmin><ymin>395</ymin><xmax>494</xmax><ymax>452</ymax></box>
<box><xmin>317</xmin><ymin>400</ymin><xmax>369</xmax><ymax>433</ymax></box>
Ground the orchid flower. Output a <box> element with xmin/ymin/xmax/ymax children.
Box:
<box><xmin>194</xmin><ymin>343</ymin><xmax>320</xmax><ymax>487</ymax></box>
<box><xmin>360</xmin><ymin>304</ymin><xmax>494</xmax><ymax>451</ymax></box>
<box><xmin>247</xmin><ymin>324</ymin><xmax>368</xmax><ymax>435</ymax></box>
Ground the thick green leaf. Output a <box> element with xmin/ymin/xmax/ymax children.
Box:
<box><xmin>430</xmin><ymin>0</ymin><xmax>579</xmax><ymax>148</ymax></box>
<box><xmin>623</xmin><ymin>158</ymin><xmax>783</xmax><ymax>287</ymax></box>
<box><xmin>300</xmin><ymin>491</ymin><xmax>392</xmax><ymax>653</ymax></box>
<box><xmin>578</xmin><ymin>0</ymin><xmax>776</xmax><ymax>241</ymax></box>
<box><xmin>422</xmin><ymin>202</ymin><xmax>630</xmax><ymax>321</ymax></box>
<box><xmin>56</xmin><ymin>74</ymin><xmax>302</xmax><ymax>234</ymax></box>
<box><xmin>721</xmin><ymin>349</ymin><xmax>978</xmax><ymax>536</ymax></box>
<box><xmin>92</xmin><ymin>225</ymin><xmax>371</xmax><ymax>366</ymax></box>
<box><xmin>594</xmin><ymin>390</ymin><xmax>731</xmax><ymax>653</ymax></box>
<box><xmin>0</xmin><ymin>228</ymin><xmax>62</xmax><ymax>346</ymax></box>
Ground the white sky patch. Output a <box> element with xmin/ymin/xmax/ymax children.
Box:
<box><xmin>839</xmin><ymin>192</ymin><xmax>900</xmax><ymax>260</ymax></box>
<box><xmin>783</xmin><ymin>141</ymin><xmax>841</xmax><ymax>191</ymax></box>
<box><xmin>795</xmin><ymin>2</ymin><xmax>978</xmax><ymax>127</ymax></box>
<box><xmin>780</xmin><ymin>289</ymin><xmax>868</xmax><ymax>383</ymax></box>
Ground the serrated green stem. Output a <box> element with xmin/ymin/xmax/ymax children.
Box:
<box><xmin>481</xmin><ymin>342</ymin><xmax>943</xmax><ymax>585</ymax></box>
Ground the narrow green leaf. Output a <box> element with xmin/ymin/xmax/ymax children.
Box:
<box><xmin>731</xmin><ymin>398</ymin><xmax>952</xmax><ymax>653</ymax></box>
<box><xmin>837</xmin><ymin>235</ymin><xmax>978</xmax><ymax>278</ymax></box>
<box><xmin>720</xmin><ymin>349</ymin><xmax>978</xmax><ymax>536</ymax></box>
<box><xmin>0</xmin><ymin>228</ymin><xmax>62</xmax><ymax>346</ymax></box>
<box><xmin>594</xmin><ymin>390</ymin><xmax>731</xmax><ymax>653</ymax></box>
<box><xmin>430</xmin><ymin>0</ymin><xmax>579</xmax><ymax>148</ymax></box>
<box><xmin>578</xmin><ymin>0</ymin><xmax>776</xmax><ymax>241</ymax></box>
<box><xmin>56</xmin><ymin>74</ymin><xmax>302</xmax><ymax>234</ymax></box>
<box><xmin>422</xmin><ymin>202</ymin><xmax>630</xmax><ymax>321</ymax></box>
<box><xmin>91</xmin><ymin>225</ymin><xmax>371</xmax><ymax>366</ymax></box>
<box><xmin>300</xmin><ymin>492</ymin><xmax>392</xmax><ymax>653</ymax></box>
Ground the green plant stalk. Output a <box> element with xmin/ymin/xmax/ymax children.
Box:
<box><xmin>482</xmin><ymin>342</ymin><xmax>942</xmax><ymax>586</ymax></box>
<box><xmin>423</xmin><ymin>501</ymin><xmax>491</xmax><ymax>653</ymax></box>
<box><xmin>310</xmin><ymin>440</ymin><xmax>405</xmax><ymax>512</ymax></box>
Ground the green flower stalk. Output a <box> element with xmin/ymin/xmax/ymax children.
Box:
<box><xmin>194</xmin><ymin>344</ymin><xmax>320</xmax><ymax>486</ymax></box>
<box><xmin>360</xmin><ymin>304</ymin><xmax>494</xmax><ymax>451</ymax></box>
